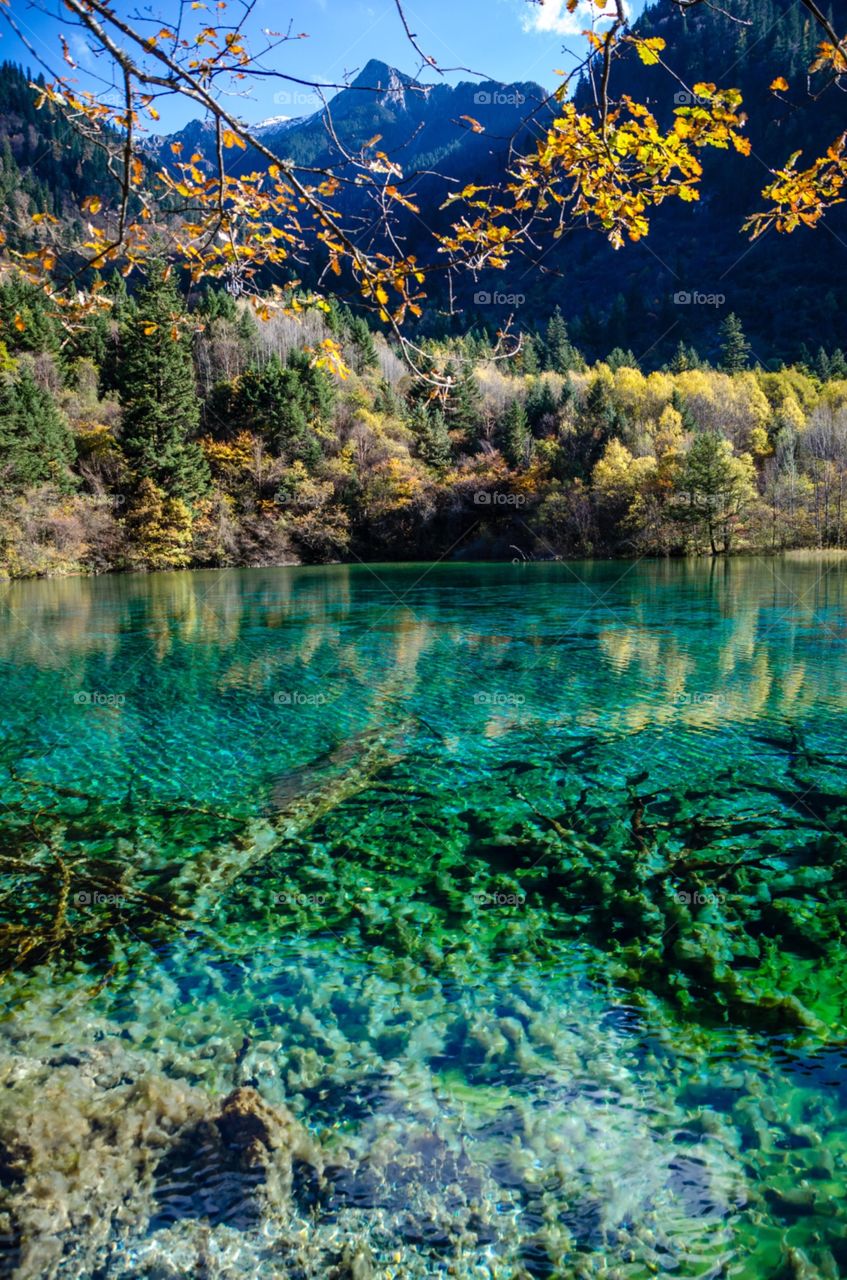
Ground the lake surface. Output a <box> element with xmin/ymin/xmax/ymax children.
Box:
<box><xmin>1</xmin><ymin>557</ymin><xmax>846</xmax><ymax>1279</ymax></box>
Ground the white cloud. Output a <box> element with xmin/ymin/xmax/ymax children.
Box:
<box><xmin>70</xmin><ymin>34</ymin><xmax>97</xmax><ymax>69</ymax></box>
<box><xmin>521</xmin><ymin>0</ymin><xmax>622</xmax><ymax>38</ymax></box>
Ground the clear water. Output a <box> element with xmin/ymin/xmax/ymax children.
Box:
<box><xmin>1</xmin><ymin>557</ymin><xmax>846</xmax><ymax>1279</ymax></box>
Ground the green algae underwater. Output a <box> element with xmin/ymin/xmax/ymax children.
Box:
<box><xmin>1</xmin><ymin>557</ymin><xmax>846</xmax><ymax>1280</ymax></box>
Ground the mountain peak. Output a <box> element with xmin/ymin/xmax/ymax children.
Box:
<box><xmin>350</xmin><ymin>59</ymin><xmax>428</xmax><ymax>108</ymax></box>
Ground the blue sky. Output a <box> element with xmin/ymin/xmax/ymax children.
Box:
<box><xmin>0</xmin><ymin>0</ymin><xmax>646</xmax><ymax>129</ymax></box>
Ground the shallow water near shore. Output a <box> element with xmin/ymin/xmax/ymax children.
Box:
<box><xmin>1</xmin><ymin>556</ymin><xmax>847</xmax><ymax>1279</ymax></box>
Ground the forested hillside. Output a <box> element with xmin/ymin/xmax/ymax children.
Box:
<box><xmin>0</xmin><ymin>0</ymin><xmax>845</xmax><ymax>578</ymax></box>
<box><xmin>0</xmin><ymin>63</ymin><xmax>118</xmax><ymax>252</ymax></box>
<box><xmin>1</xmin><ymin>266</ymin><xmax>846</xmax><ymax>577</ymax></box>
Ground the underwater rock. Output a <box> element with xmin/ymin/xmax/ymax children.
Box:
<box><xmin>326</xmin><ymin>1242</ymin><xmax>375</xmax><ymax>1279</ymax></box>
<box><xmin>0</xmin><ymin>1050</ymin><xmax>327</xmax><ymax>1280</ymax></box>
<box><xmin>765</xmin><ymin>1185</ymin><xmax>820</xmax><ymax>1219</ymax></box>
<box><xmin>152</xmin><ymin>1086</ymin><xmax>323</xmax><ymax>1229</ymax></box>
<box><xmin>775</xmin><ymin>1244</ymin><xmax>827</xmax><ymax>1279</ymax></box>
<box><xmin>0</xmin><ymin>1060</ymin><xmax>208</xmax><ymax>1280</ymax></box>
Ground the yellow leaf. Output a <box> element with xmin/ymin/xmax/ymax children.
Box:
<box><xmin>635</xmin><ymin>37</ymin><xmax>666</xmax><ymax>65</ymax></box>
<box><xmin>13</xmin><ymin>313</ymin><xmax>25</xmax><ymax>332</ymax></box>
<box><xmin>83</xmin><ymin>195</ymin><xmax>102</xmax><ymax>214</ymax></box>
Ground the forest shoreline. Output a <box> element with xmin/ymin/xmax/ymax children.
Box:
<box><xmin>4</xmin><ymin>273</ymin><xmax>847</xmax><ymax>581</ymax></box>
<box><xmin>5</xmin><ymin>545</ymin><xmax>847</xmax><ymax>586</ymax></box>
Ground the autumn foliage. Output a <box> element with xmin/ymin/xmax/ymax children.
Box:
<box><xmin>0</xmin><ymin>0</ymin><xmax>841</xmax><ymax>367</ymax></box>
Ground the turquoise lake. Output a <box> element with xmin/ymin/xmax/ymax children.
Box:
<box><xmin>1</xmin><ymin>557</ymin><xmax>846</xmax><ymax>1278</ymax></box>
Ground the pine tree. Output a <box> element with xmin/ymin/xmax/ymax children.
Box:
<box><xmin>236</xmin><ymin>307</ymin><xmax>259</xmax><ymax>353</ymax></box>
<box><xmin>287</xmin><ymin>350</ymin><xmax>336</xmax><ymax>423</ymax></box>
<box><xmin>117</xmin><ymin>265</ymin><xmax>210</xmax><ymax>502</ymax></box>
<box><xmin>347</xmin><ymin>315</ymin><xmax>378</xmax><ymax>373</ymax></box>
<box><xmin>671</xmin><ymin>388</ymin><xmax>697</xmax><ymax>433</ymax></box>
<box><xmin>0</xmin><ymin>277</ymin><xmax>61</xmax><ymax>354</ymax></box>
<box><xmin>500</xmin><ymin>399</ymin><xmax>532</xmax><ymax>468</ymax></box>
<box><xmin>525</xmin><ymin>379</ymin><xmax>559</xmax><ymax>435</ymax></box>
<box><xmin>669</xmin><ymin>340</ymin><xmax>703</xmax><ymax>373</ymax></box>
<box><xmin>406</xmin><ymin>350</ymin><xmax>438</xmax><ymax>411</ymax></box>
<box><xmin>558</xmin><ymin>375</ymin><xmax>625</xmax><ymax>479</ymax></box>
<box><xmin>719</xmin><ymin>313</ymin><xmax>751</xmax><ymax>373</ymax></box>
<box><xmin>0</xmin><ymin>137</ymin><xmax>19</xmax><ymax>205</ymax></box>
<box><xmin>674</xmin><ymin>432</ymin><xmax>756</xmax><ymax>554</ymax></box>
<box><xmin>225</xmin><ymin>353</ymin><xmax>329</xmax><ymax>467</ymax></box>
<box><xmin>544</xmin><ymin>307</ymin><xmax>583</xmax><ymax>374</ymax></box>
<box><xmin>374</xmin><ymin>380</ymin><xmax>404</xmax><ymax>417</ymax></box>
<box><xmin>411</xmin><ymin>403</ymin><xmax>451</xmax><ymax>472</ymax></box>
<box><xmin>606</xmin><ymin>347</ymin><xmax>640</xmax><ymax>372</ymax></box>
<box><xmin>559</xmin><ymin>377</ymin><xmax>575</xmax><ymax>412</ymax></box>
<box><xmin>194</xmin><ymin>286</ymin><xmax>238</xmax><ymax>323</ymax></box>
<box><xmin>67</xmin><ymin>275</ymin><xmax>110</xmax><ymax>369</ymax></box>
<box><xmin>443</xmin><ymin>360</ymin><xmax>482</xmax><ymax>439</ymax></box>
<box><xmin>98</xmin><ymin>273</ymin><xmax>131</xmax><ymax>396</ymax></box>
<box><xmin>518</xmin><ymin>333</ymin><xmax>540</xmax><ymax>375</ymax></box>
<box><xmin>0</xmin><ymin>367</ymin><xmax>75</xmax><ymax>491</ymax></box>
